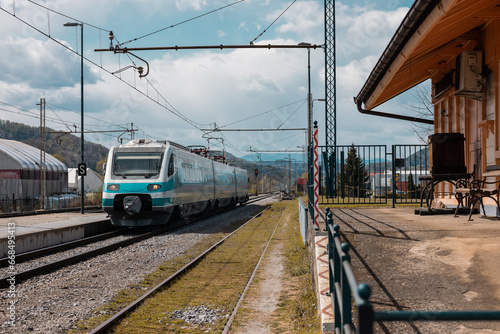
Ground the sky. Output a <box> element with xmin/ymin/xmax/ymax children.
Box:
<box><xmin>0</xmin><ymin>0</ymin><xmax>425</xmax><ymax>160</ymax></box>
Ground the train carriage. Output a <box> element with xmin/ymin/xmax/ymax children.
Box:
<box><xmin>102</xmin><ymin>139</ymin><xmax>249</xmax><ymax>226</ymax></box>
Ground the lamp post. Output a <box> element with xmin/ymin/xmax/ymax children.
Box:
<box><xmin>298</xmin><ymin>42</ymin><xmax>313</xmax><ymax>145</ymax></box>
<box><xmin>64</xmin><ymin>22</ymin><xmax>85</xmax><ymax>214</ymax></box>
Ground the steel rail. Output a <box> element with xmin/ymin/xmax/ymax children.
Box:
<box><xmin>89</xmin><ymin>204</ymin><xmax>274</xmax><ymax>334</ymax></box>
<box><xmin>222</xmin><ymin>200</ymin><xmax>289</xmax><ymax>333</ymax></box>
<box><xmin>0</xmin><ymin>227</ymin><xmax>169</xmax><ymax>288</ymax></box>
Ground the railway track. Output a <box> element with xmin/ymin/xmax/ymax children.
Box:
<box><xmin>0</xmin><ymin>193</ymin><xmax>277</xmax><ymax>289</ymax></box>
<box><xmin>0</xmin><ymin>226</ymin><xmax>168</xmax><ymax>288</ymax></box>
<box><xmin>87</xmin><ymin>198</ymin><xmax>287</xmax><ymax>333</ymax></box>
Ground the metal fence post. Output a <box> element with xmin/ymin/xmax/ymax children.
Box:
<box><xmin>332</xmin><ymin>224</ymin><xmax>341</xmax><ymax>330</ymax></box>
<box><xmin>357</xmin><ymin>283</ymin><xmax>374</xmax><ymax>334</ymax></box>
<box><xmin>341</xmin><ymin>243</ymin><xmax>352</xmax><ymax>328</ymax></box>
<box><xmin>392</xmin><ymin>144</ymin><xmax>396</xmax><ymax>208</ymax></box>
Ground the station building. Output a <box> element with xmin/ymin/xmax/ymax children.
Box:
<box><xmin>0</xmin><ymin>139</ymin><xmax>68</xmax><ymax>200</ymax></box>
<box><xmin>355</xmin><ymin>0</ymin><xmax>500</xmax><ymax>215</ymax></box>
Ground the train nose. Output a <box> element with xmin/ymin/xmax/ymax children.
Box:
<box><xmin>123</xmin><ymin>195</ymin><xmax>142</xmax><ymax>215</ymax></box>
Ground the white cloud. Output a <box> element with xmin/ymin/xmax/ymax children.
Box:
<box><xmin>175</xmin><ymin>0</ymin><xmax>208</xmax><ymax>12</ymax></box>
<box><xmin>0</xmin><ymin>0</ymin><xmax>425</xmax><ymax>155</ymax></box>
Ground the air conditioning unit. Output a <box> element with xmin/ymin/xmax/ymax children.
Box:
<box><xmin>455</xmin><ymin>51</ymin><xmax>484</xmax><ymax>98</ymax></box>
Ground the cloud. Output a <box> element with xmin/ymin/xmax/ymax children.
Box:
<box><xmin>0</xmin><ymin>0</ymin><xmax>425</xmax><ymax>155</ymax></box>
<box><xmin>175</xmin><ymin>0</ymin><xmax>208</xmax><ymax>12</ymax></box>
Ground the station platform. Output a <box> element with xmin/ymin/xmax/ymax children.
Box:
<box><xmin>0</xmin><ymin>211</ymin><xmax>111</xmax><ymax>257</ymax></box>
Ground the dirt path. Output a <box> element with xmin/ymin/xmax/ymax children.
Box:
<box><xmin>230</xmin><ymin>242</ymin><xmax>285</xmax><ymax>334</ymax></box>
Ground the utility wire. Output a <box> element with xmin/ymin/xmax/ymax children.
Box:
<box><xmin>119</xmin><ymin>0</ymin><xmax>245</xmax><ymax>47</ymax></box>
<box><xmin>218</xmin><ymin>99</ymin><xmax>306</xmax><ymax>129</ymax></box>
<box><xmin>27</xmin><ymin>0</ymin><xmax>110</xmax><ymax>32</ymax></box>
<box><xmin>0</xmin><ymin>5</ymin><xmax>209</xmax><ymax>131</ymax></box>
<box><xmin>46</xmin><ymin>103</ymin><xmax>129</xmax><ymax>129</ymax></box>
<box><xmin>277</xmin><ymin>99</ymin><xmax>307</xmax><ymax>129</ymax></box>
<box><xmin>250</xmin><ymin>0</ymin><xmax>296</xmax><ymax>44</ymax></box>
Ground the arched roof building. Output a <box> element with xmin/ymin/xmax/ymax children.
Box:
<box><xmin>0</xmin><ymin>139</ymin><xmax>68</xmax><ymax>200</ymax></box>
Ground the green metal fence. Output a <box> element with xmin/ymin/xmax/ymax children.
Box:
<box><xmin>326</xmin><ymin>210</ymin><xmax>500</xmax><ymax>333</ymax></box>
<box><xmin>308</xmin><ymin>144</ymin><xmax>429</xmax><ymax>207</ymax></box>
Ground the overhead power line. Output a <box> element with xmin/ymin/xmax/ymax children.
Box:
<box><xmin>201</xmin><ymin>128</ymin><xmax>307</xmax><ymax>132</ymax></box>
<box><xmin>119</xmin><ymin>0</ymin><xmax>246</xmax><ymax>47</ymax></box>
<box><xmin>250</xmin><ymin>0</ymin><xmax>296</xmax><ymax>44</ymax></box>
<box><xmin>0</xmin><ymin>4</ymin><xmax>212</xmax><ymax>131</ymax></box>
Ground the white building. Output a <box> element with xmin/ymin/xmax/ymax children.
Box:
<box><xmin>68</xmin><ymin>168</ymin><xmax>103</xmax><ymax>193</ymax></box>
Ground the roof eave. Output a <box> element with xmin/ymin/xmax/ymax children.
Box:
<box><xmin>354</xmin><ymin>0</ymin><xmax>441</xmax><ymax>109</ymax></box>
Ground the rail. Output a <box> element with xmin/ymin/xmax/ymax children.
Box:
<box><xmin>325</xmin><ymin>209</ymin><xmax>500</xmax><ymax>333</ymax></box>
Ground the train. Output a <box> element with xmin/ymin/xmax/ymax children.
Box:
<box><xmin>102</xmin><ymin>139</ymin><xmax>249</xmax><ymax>226</ymax></box>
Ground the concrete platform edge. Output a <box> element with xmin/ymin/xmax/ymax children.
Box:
<box><xmin>0</xmin><ymin>219</ymin><xmax>113</xmax><ymax>257</ymax></box>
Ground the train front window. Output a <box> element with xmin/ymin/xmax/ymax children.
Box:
<box><xmin>113</xmin><ymin>152</ymin><xmax>163</xmax><ymax>179</ymax></box>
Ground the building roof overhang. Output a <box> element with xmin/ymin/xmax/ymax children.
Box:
<box><xmin>354</xmin><ymin>0</ymin><xmax>500</xmax><ymax>111</ymax></box>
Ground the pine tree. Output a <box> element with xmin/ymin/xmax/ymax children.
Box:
<box><xmin>344</xmin><ymin>144</ymin><xmax>369</xmax><ymax>197</ymax></box>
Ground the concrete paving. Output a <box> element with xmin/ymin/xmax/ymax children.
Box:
<box><xmin>0</xmin><ymin>211</ymin><xmax>111</xmax><ymax>257</ymax></box>
<box><xmin>313</xmin><ymin>206</ymin><xmax>500</xmax><ymax>333</ymax></box>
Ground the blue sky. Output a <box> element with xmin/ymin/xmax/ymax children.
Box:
<box><xmin>0</xmin><ymin>0</ymin><xmax>425</xmax><ymax>160</ymax></box>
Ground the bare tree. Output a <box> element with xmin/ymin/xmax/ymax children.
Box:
<box><xmin>406</xmin><ymin>83</ymin><xmax>434</xmax><ymax>143</ymax></box>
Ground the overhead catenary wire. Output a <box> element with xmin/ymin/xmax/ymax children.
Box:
<box><xmin>0</xmin><ymin>4</ymin><xmax>211</xmax><ymax>131</ymax></box>
<box><xmin>118</xmin><ymin>0</ymin><xmax>245</xmax><ymax>47</ymax></box>
<box><xmin>218</xmin><ymin>99</ymin><xmax>306</xmax><ymax>129</ymax></box>
<box><xmin>250</xmin><ymin>0</ymin><xmax>296</xmax><ymax>44</ymax></box>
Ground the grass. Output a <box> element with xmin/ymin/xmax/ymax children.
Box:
<box><xmin>71</xmin><ymin>201</ymin><xmax>321</xmax><ymax>333</ymax></box>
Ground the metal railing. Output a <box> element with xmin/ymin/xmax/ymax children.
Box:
<box><xmin>0</xmin><ymin>195</ymin><xmax>99</xmax><ymax>214</ymax></box>
<box><xmin>326</xmin><ymin>209</ymin><xmax>500</xmax><ymax>333</ymax></box>
<box><xmin>298</xmin><ymin>197</ymin><xmax>309</xmax><ymax>246</ymax></box>
<box><xmin>308</xmin><ymin>144</ymin><xmax>430</xmax><ymax>207</ymax></box>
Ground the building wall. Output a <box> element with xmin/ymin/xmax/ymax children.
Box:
<box><xmin>431</xmin><ymin>20</ymin><xmax>500</xmax><ymax>209</ymax></box>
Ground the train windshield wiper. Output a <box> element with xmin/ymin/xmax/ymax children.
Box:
<box><xmin>114</xmin><ymin>164</ymin><xmax>127</xmax><ymax>179</ymax></box>
<box><xmin>144</xmin><ymin>161</ymin><xmax>160</xmax><ymax>179</ymax></box>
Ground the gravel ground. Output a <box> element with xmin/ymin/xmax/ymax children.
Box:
<box><xmin>0</xmin><ymin>197</ymin><xmax>278</xmax><ymax>334</ymax></box>
<box><xmin>330</xmin><ymin>207</ymin><xmax>500</xmax><ymax>334</ymax></box>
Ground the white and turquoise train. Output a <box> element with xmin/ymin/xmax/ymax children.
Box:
<box><xmin>102</xmin><ymin>139</ymin><xmax>249</xmax><ymax>226</ymax></box>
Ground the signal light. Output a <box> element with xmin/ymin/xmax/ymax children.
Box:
<box><xmin>255</xmin><ymin>169</ymin><xmax>259</xmax><ymax>176</ymax></box>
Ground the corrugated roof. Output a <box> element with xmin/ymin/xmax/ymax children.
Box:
<box><xmin>0</xmin><ymin>139</ymin><xmax>67</xmax><ymax>172</ymax></box>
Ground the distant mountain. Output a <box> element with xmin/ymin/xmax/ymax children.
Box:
<box><xmin>0</xmin><ymin>120</ymin><xmax>108</xmax><ymax>171</ymax></box>
<box><xmin>240</xmin><ymin>152</ymin><xmax>307</xmax><ymax>163</ymax></box>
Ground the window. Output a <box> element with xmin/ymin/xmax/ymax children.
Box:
<box><xmin>112</xmin><ymin>151</ymin><xmax>163</xmax><ymax>179</ymax></box>
<box><xmin>168</xmin><ymin>155</ymin><xmax>175</xmax><ymax>177</ymax></box>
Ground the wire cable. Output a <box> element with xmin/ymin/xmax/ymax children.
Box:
<box><xmin>27</xmin><ymin>0</ymin><xmax>110</xmax><ymax>32</ymax></box>
<box><xmin>119</xmin><ymin>0</ymin><xmax>245</xmax><ymax>47</ymax></box>
<box><xmin>218</xmin><ymin>99</ymin><xmax>306</xmax><ymax>129</ymax></box>
<box><xmin>250</xmin><ymin>0</ymin><xmax>296</xmax><ymax>44</ymax></box>
<box><xmin>277</xmin><ymin>99</ymin><xmax>307</xmax><ymax>129</ymax></box>
<box><xmin>0</xmin><ymin>5</ymin><xmax>209</xmax><ymax>131</ymax></box>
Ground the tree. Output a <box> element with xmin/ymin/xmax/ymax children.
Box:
<box><xmin>96</xmin><ymin>157</ymin><xmax>107</xmax><ymax>174</ymax></box>
<box><xmin>405</xmin><ymin>83</ymin><xmax>434</xmax><ymax>143</ymax></box>
<box><xmin>344</xmin><ymin>144</ymin><xmax>369</xmax><ymax>197</ymax></box>
<box><xmin>52</xmin><ymin>153</ymin><xmax>67</xmax><ymax>165</ymax></box>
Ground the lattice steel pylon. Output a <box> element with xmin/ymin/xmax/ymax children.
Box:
<box><xmin>324</xmin><ymin>0</ymin><xmax>336</xmax><ymax>197</ymax></box>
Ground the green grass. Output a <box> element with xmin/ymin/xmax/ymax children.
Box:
<box><xmin>72</xmin><ymin>201</ymin><xmax>322</xmax><ymax>333</ymax></box>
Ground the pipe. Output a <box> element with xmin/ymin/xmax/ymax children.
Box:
<box><xmin>355</xmin><ymin>99</ymin><xmax>434</xmax><ymax>124</ymax></box>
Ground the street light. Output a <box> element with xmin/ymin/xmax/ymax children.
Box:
<box><xmin>64</xmin><ymin>22</ymin><xmax>85</xmax><ymax>214</ymax></box>
<box><xmin>298</xmin><ymin>42</ymin><xmax>313</xmax><ymax>145</ymax></box>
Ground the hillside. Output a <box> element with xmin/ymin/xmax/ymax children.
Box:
<box><xmin>0</xmin><ymin>120</ymin><xmax>109</xmax><ymax>171</ymax></box>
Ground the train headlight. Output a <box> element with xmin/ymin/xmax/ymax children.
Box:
<box><xmin>107</xmin><ymin>184</ymin><xmax>120</xmax><ymax>191</ymax></box>
<box><xmin>147</xmin><ymin>184</ymin><xmax>162</xmax><ymax>191</ymax></box>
